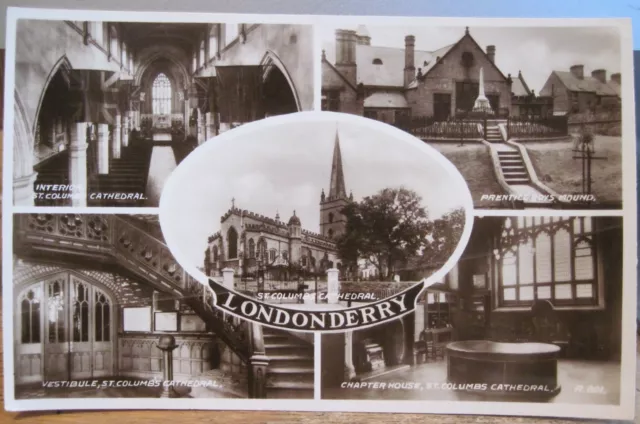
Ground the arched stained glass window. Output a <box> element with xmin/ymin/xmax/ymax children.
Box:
<box><xmin>152</xmin><ymin>73</ymin><xmax>172</xmax><ymax>115</ymax></box>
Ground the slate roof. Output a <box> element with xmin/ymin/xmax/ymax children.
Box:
<box><xmin>363</xmin><ymin>91</ymin><xmax>409</xmax><ymax>108</ymax></box>
<box><xmin>554</xmin><ymin>71</ymin><xmax>619</xmax><ymax>97</ymax></box>
<box><xmin>355</xmin><ymin>44</ymin><xmax>454</xmax><ymax>88</ymax></box>
<box><xmin>511</xmin><ymin>72</ymin><xmax>532</xmax><ymax>97</ymax></box>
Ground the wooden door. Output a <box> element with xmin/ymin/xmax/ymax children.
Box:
<box><xmin>15</xmin><ymin>273</ymin><xmax>115</xmax><ymax>384</ymax></box>
<box><xmin>15</xmin><ymin>282</ymin><xmax>44</xmax><ymax>384</ymax></box>
<box><xmin>433</xmin><ymin>93</ymin><xmax>451</xmax><ymax>120</ymax></box>
<box><xmin>44</xmin><ymin>276</ymin><xmax>70</xmax><ymax>381</ymax></box>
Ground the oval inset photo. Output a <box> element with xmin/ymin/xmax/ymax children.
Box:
<box><xmin>160</xmin><ymin>111</ymin><xmax>473</xmax><ymax>322</ymax></box>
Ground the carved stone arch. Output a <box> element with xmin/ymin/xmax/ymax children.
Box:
<box><xmin>13</xmin><ymin>91</ymin><xmax>33</xmax><ymax>179</ymax></box>
<box><xmin>134</xmin><ymin>52</ymin><xmax>189</xmax><ymax>89</ymax></box>
<box><xmin>32</xmin><ymin>55</ymin><xmax>73</xmax><ymax>137</ymax></box>
<box><xmin>260</xmin><ymin>50</ymin><xmax>301</xmax><ymax>112</ymax></box>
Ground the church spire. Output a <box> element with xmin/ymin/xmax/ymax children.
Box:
<box><xmin>328</xmin><ymin>130</ymin><xmax>347</xmax><ymax>199</ymax></box>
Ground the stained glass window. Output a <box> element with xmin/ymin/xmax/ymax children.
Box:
<box><xmin>152</xmin><ymin>73</ymin><xmax>172</xmax><ymax>115</ymax></box>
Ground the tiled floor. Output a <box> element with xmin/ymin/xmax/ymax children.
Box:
<box><xmin>323</xmin><ymin>358</ymin><xmax>621</xmax><ymax>406</ymax></box>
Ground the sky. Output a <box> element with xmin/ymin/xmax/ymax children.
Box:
<box><xmin>160</xmin><ymin>116</ymin><xmax>470</xmax><ymax>266</ymax></box>
<box><xmin>319</xmin><ymin>25</ymin><xmax>622</xmax><ymax>95</ymax></box>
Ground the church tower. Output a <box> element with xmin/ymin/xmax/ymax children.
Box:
<box><xmin>320</xmin><ymin>130</ymin><xmax>349</xmax><ymax>239</ymax></box>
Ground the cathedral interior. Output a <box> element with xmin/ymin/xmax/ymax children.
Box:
<box><xmin>12</xmin><ymin>20</ymin><xmax>313</xmax><ymax>208</ymax></box>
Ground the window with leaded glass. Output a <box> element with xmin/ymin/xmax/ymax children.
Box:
<box><xmin>321</xmin><ymin>90</ymin><xmax>340</xmax><ymax>112</ymax></box>
<box><xmin>20</xmin><ymin>285</ymin><xmax>41</xmax><ymax>344</ymax></box>
<box><xmin>495</xmin><ymin>216</ymin><xmax>597</xmax><ymax>307</ymax></box>
<box><xmin>152</xmin><ymin>73</ymin><xmax>172</xmax><ymax>115</ymax></box>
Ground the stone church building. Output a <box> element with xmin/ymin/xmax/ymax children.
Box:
<box><xmin>322</xmin><ymin>26</ymin><xmax>516</xmax><ymax>123</ymax></box>
<box><xmin>12</xmin><ymin>20</ymin><xmax>313</xmax><ymax>208</ymax></box>
<box><xmin>205</xmin><ymin>132</ymin><xmax>350</xmax><ymax>278</ymax></box>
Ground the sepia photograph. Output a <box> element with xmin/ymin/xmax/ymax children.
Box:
<box><xmin>12</xmin><ymin>213</ymin><xmax>314</xmax><ymax>400</ymax></box>
<box><xmin>159</xmin><ymin>113</ymin><xmax>473</xmax><ymax>313</ymax></box>
<box><xmin>11</xmin><ymin>19</ymin><xmax>313</xmax><ymax>207</ymax></box>
<box><xmin>321</xmin><ymin>216</ymin><xmax>623</xmax><ymax>407</ymax></box>
<box><xmin>320</xmin><ymin>24</ymin><xmax>624</xmax><ymax>210</ymax></box>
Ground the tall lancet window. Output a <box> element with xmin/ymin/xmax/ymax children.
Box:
<box><xmin>152</xmin><ymin>73</ymin><xmax>172</xmax><ymax>115</ymax></box>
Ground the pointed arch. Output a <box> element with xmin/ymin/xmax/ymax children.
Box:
<box><xmin>152</xmin><ymin>73</ymin><xmax>172</xmax><ymax>115</ymax></box>
<box><xmin>13</xmin><ymin>91</ymin><xmax>33</xmax><ymax>179</ymax></box>
<box><xmin>33</xmin><ymin>55</ymin><xmax>73</xmax><ymax>137</ymax></box>
<box><xmin>260</xmin><ymin>50</ymin><xmax>301</xmax><ymax>112</ymax></box>
<box><xmin>134</xmin><ymin>51</ymin><xmax>189</xmax><ymax>89</ymax></box>
<box><xmin>227</xmin><ymin>226</ymin><xmax>239</xmax><ymax>259</ymax></box>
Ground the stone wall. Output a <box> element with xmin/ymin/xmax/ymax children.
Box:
<box><xmin>406</xmin><ymin>35</ymin><xmax>511</xmax><ymax>118</ymax></box>
<box><xmin>218</xmin><ymin>24</ymin><xmax>314</xmax><ymax>111</ymax></box>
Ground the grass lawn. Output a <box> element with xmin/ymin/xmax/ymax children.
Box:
<box><xmin>524</xmin><ymin>136</ymin><xmax>622</xmax><ymax>204</ymax></box>
<box><xmin>429</xmin><ymin>142</ymin><xmax>505</xmax><ymax>209</ymax></box>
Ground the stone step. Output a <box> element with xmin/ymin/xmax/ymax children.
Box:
<box><xmin>265</xmin><ymin>380</ymin><xmax>314</xmax><ymax>390</ymax></box>
<box><xmin>505</xmin><ymin>178</ymin><xmax>531</xmax><ymax>184</ymax></box>
<box><xmin>503</xmin><ymin>172</ymin><xmax>529</xmax><ymax>179</ymax></box>
<box><xmin>497</xmin><ymin>151</ymin><xmax>520</xmax><ymax>156</ymax></box>
<box><xmin>265</xmin><ymin>344</ymin><xmax>313</xmax><ymax>356</ymax></box>
<box><xmin>268</xmin><ymin>366</ymin><xmax>314</xmax><ymax>374</ymax></box>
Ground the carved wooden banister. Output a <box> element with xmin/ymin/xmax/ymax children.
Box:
<box><xmin>16</xmin><ymin>213</ymin><xmax>252</xmax><ymax>363</ymax></box>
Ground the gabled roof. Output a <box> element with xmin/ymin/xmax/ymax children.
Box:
<box><xmin>421</xmin><ymin>32</ymin><xmax>509</xmax><ymax>83</ymax></box>
<box><xmin>512</xmin><ymin>71</ymin><xmax>532</xmax><ymax>97</ymax></box>
<box><xmin>321</xmin><ymin>56</ymin><xmax>358</xmax><ymax>91</ymax></box>
<box><xmin>553</xmin><ymin>71</ymin><xmax>619</xmax><ymax>96</ymax></box>
<box><xmin>355</xmin><ymin>45</ymin><xmax>431</xmax><ymax>87</ymax></box>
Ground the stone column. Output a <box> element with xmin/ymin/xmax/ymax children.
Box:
<box><xmin>69</xmin><ymin>122</ymin><xmax>88</xmax><ymax>207</ymax></box>
<box><xmin>112</xmin><ymin>115</ymin><xmax>122</xmax><ymax>159</ymax></box>
<box><xmin>344</xmin><ymin>331</ymin><xmax>356</xmax><ymax>381</ymax></box>
<box><xmin>97</xmin><ymin>124</ymin><xmax>110</xmax><ymax>174</ymax></box>
<box><xmin>13</xmin><ymin>173</ymin><xmax>37</xmax><ymax>206</ymax></box>
<box><xmin>197</xmin><ymin>111</ymin><xmax>205</xmax><ymax>144</ymax></box>
<box><xmin>222</xmin><ymin>268</ymin><xmax>235</xmax><ymax>290</ymax></box>
<box><xmin>205</xmin><ymin>112</ymin><xmax>213</xmax><ymax>140</ymax></box>
<box><xmin>327</xmin><ymin>268</ymin><xmax>340</xmax><ymax>304</ymax></box>
<box><xmin>122</xmin><ymin>114</ymin><xmax>129</xmax><ymax>147</ymax></box>
<box><xmin>128</xmin><ymin>110</ymin><xmax>135</xmax><ymax>131</ymax></box>
<box><xmin>184</xmin><ymin>100</ymin><xmax>190</xmax><ymax>136</ymax></box>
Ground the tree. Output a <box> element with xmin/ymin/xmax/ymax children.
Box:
<box><xmin>336</xmin><ymin>187</ymin><xmax>431</xmax><ymax>280</ymax></box>
<box><xmin>420</xmin><ymin>207</ymin><xmax>466</xmax><ymax>268</ymax></box>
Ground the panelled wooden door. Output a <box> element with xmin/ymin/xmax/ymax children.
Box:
<box><xmin>15</xmin><ymin>273</ymin><xmax>114</xmax><ymax>384</ymax></box>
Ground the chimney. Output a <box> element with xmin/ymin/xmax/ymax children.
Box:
<box><xmin>591</xmin><ymin>69</ymin><xmax>606</xmax><ymax>84</ymax></box>
<box><xmin>486</xmin><ymin>45</ymin><xmax>495</xmax><ymax>64</ymax></box>
<box><xmin>570</xmin><ymin>65</ymin><xmax>584</xmax><ymax>80</ymax></box>
<box><xmin>611</xmin><ymin>72</ymin><xmax>621</xmax><ymax>85</ymax></box>
<box><xmin>404</xmin><ymin>35</ymin><xmax>415</xmax><ymax>88</ymax></box>
<box><xmin>335</xmin><ymin>29</ymin><xmax>358</xmax><ymax>87</ymax></box>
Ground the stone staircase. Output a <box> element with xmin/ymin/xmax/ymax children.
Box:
<box><xmin>33</xmin><ymin>139</ymin><xmax>153</xmax><ymax>207</ymax></box>
<box><xmin>484</xmin><ymin>123</ymin><xmax>503</xmax><ymax>143</ymax></box>
<box><xmin>263</xmin><ymin>327</ymin><xmax>314</xmax><ymax>399</ymax></box>
<box><xmin>88</xmin><ymin>141</ymin><xmax>153</xmax><ymax>207</ymax></box>
<box><xmin>497</xmin><ymin>150</ymin><xmax>530</xmax><ymax>185</ymax></box>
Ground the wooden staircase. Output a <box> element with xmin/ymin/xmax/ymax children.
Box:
<box><xmin>263</xmin><ymin>327</ymin><xmax>314</xmax><ymax>399</ymax></box>
<box><xmin>497</xmin><ymin>150</ymin><xmax>530</xmax><ymax>185</ymax></box>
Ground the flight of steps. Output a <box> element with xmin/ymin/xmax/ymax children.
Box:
<box><xmin>263</xmin><ymin>327</ymin><xmax>314</xmax><ymax>399</ymax></box>
<box><xmin>484</xmin><ymin>123</ymin><xmax>503</xmax><ymax>143</ymax></box>
<box><xmin>497</xmin><ymin>150</ymin><xmax>530</xmax><ymax>185</ymax></box>
<box><xmin>88</xmin><ymin>141</ymin><xmax>153</xmax><ymax>206</ymax></box>
<box><xmin>33</xmin><ymin>140</ymin><xmax>152</xmax><ymax>207</ymax></box>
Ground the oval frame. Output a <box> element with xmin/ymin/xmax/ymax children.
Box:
<box><xmin>159</xmin><ymin>111</ymin><xmax>475</xmax><ymax>333</ymax></box>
